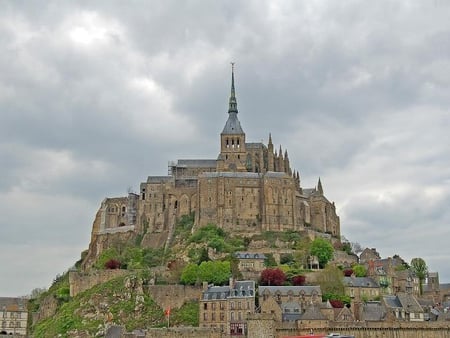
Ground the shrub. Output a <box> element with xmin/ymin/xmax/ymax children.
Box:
<box><xmin>329</xmin><ymin>299</ymin><xmax>344</xmax><ymax>308</ymax></box>
<box><xmin>260</xmin><ymin>268</ymin><xmax>286</xmax><ymax>286</ymax></box>
<box><xmin>105</xmin><ymin>259</ymin><xmax>121</xmax><ymax>269</ymax></box>
<box><xmin>291</xmin><ymin>275</ymin><xmax>306</xmax><ymax>286</ymax></box>
<box><xmin>343</xmin><ymin>269</ymin><xmax>353</xmax><ymax>277</ymax></box>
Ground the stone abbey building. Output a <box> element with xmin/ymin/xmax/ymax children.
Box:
<box><xmin>92</xmin><ymin>67</ymin><xmax>340</xmax><ymax>245</ymax></box>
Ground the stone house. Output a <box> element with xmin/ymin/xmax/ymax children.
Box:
<box><xmin>343</xmin><ymin>276</ymin><xmax>380</xmax><ymax>302</ymax></box>
<box><xmin>258</xmin><ymin>286</ymin><xmax>322</xmax><ymax>322</ymax></box>
<box><xmin>383</xmin><ymin>293</ymin><xmax>425</xmax><ymax>321</ymax></box>
<box><xmin>234</xmin><ymin>252</ymin><xmax>266</xmax><ymax>280</ymax></box>
<box><xmin>0</xmin><ymin>297</ymin><xmax>28</xmax><ymax>336</ymax></box>
<box><xmin>199</xmin><ymin>280</ymin><xmax>255</xmax><ymax>335</ymax></box>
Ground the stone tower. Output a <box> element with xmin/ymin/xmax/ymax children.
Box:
<box><xmin>217</xmin><ymin>63</ymin><xmax>247</xmax><ymax>172</ymax></box>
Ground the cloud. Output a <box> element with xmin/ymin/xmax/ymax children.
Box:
<box><xmin>1</xmin><ymin>0</ymin><xmax>450</xmax><ymax>295</ymax></box>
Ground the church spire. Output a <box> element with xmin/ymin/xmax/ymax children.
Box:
<box><xmin>228</xmin><ymin>62</ymin><xmax>238</xmax><ymax>114</ymax></box>
<box><xmin>317</xmin><ymin>177</ymin><xmax>323</xmax><ymax>195</ymax></box>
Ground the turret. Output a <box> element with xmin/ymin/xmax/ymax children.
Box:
<box><xmin>279</xmin><ymin>145</ymin><xmax>285</xmax><ymax>173</ymax></box>
<box><xmin>317</xmin><ymin>177</ymin><xmax>323</xmax><ymax>195</ymax></box>
<box><xmin>268</xmin><ymin>133</ymin><xmax>274</xmax><ymax>171</ymax></box>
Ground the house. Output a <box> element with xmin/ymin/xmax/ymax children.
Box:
<box><xmin>259</xmin><ymin>286</ymin><xmax>322</xmax><ymax>322</ymax></box>
<box><xmin>0</xmin><ymin>297</ymin><xmax>28</xmax><ymax>336</ymax></box>
<box><xmin>234</xmin><ymin>252</ymin><xmax>266</xmax><ymax>280</ymax></box>
<box><xmin>199</xmin><ymin>279</ymin><xmax>255</xmax><ymax>335</ymax></box>
<box><xmin>383</xmin><ymin>293</ymin><xmax>424</xmax><ymax>321</ymax></box>
<box><xmin>343</xmin><ymin>276</ymin><xmax>380</xmax><ymax>302</ymax></box>
<box><xmin>359</xmin><ymin>301</ymin><xmax>386</xmax><ymax>322</ymax></box>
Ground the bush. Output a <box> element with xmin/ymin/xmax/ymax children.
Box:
<box><xmin>260</xmin><ymin>268</ymin><xmax>286</xmax><ymax>286</ymax></box>
<box><xmin>291</xmin><ymin>275</ymin><xmax>306</xmax><ymax>286</ymax></box>
<box><xmin>343</xmin><ymin>269</ymin><xmax>353</xmax><ymax>277</ymax></box>
<box><xmin>105</xmin><ymin>259</ymin><xmax>121</xmax><ymax>269</ymax></box>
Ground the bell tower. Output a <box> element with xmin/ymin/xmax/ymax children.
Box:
<box><xmin>217</xmin><ymin>63</ymin><xmax>247</xmax><ymax>172</ymax></box>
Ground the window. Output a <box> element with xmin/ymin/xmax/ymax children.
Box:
<box><xmin>230</xmin><ymin>302</ymin><xmax>234</xmax><ymax>309</ymax></box>
<box><xmin>220</xmin><ymin>312</ymin><xmax>225</xmax><ymax>320</ymax></box>
<box><xmin>204</xmin><ymin>303</ymin><xmax>208</xmax><ymax>310</ymax></box>
<box><xmin>203</xmin><ymin>313</ymin><xmax>208</xmax><ymax>321</ymax></box>
<box><xmin>230</xmin><ymin>312</ymin><xmax>234</xmax><ymax>320</ymax></box>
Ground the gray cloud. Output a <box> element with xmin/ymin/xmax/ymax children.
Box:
<box><xmin>1</xmin><ymin>0</ymin><xmax>450</xmax><ymax>296</ymax></box>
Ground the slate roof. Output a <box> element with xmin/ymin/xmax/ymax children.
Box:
<box><xmin>246</xmin><ymin>142</ymin><xmax>264</xmax><ymax>149</ymax></box>
<box><xmin>301</xmin><ymin>304</ymin><xmax>327</xmax><ymax>320</ymax></box>
<box><xmin>384</xmin><ymin>295</ymin><xmax>403</xmax><ymax>309</ymax></box>
<box><xmin>258</xmin><ymin>285</ymin><xmax>321</xmax><ymax>296</ymax></box>
<box><xmin>0</xmin><ymin>297</ymin><xmax>27</xmax><ymax>311</ymax></box>
<box><xmin>235</xmin><ymin>252</ymin><xmax>266</xmax><ymax>260</ymax></box>
<box><xmin>361</xmin><ymin>301</ymin><xmax>386</xmax><ymax>321</ymax></box>
<box><xmin>202</xmin><ymin>281</ymin><xmax>255</xmax><ymax>301</ymax></box>
<box><xmin>201</xmin><ymin>172</ymin><xmax>262</xmax><ymax>179</ymax></box>
<box><xmin>383</xmin><ymin>293</ymin><xmax>423</xmax><ymax>313</ymax></box>
<box><xmin>264</xmin><ymin>171</ymin><xmax>289</xmax><ymax>178</ymax></box>
<box><xmin>396</xmin><ymin>293</ymin><xmax>423</xmax><ymax>313</ymax></box>
<box><xmin>174</xmin><ymin>159</ymin><xmax>217</xmax><ymax>168</ymax></box>
<box><xmin>222</xmin><ymin>112</ymin><xmax>244</xmax><ymax>134</ymax></box>
<box><xmin>343</xmin><ymin>276</ymin><xmax>379</xmax><ymax>288</ymax></box>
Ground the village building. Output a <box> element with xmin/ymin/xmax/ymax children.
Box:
<box><xmin>199</xmin><ymin>280</ymin><xmax>255</xmax><ymax>335</ymax></box>
<box><xmin>0</xmin><ymin>297</ymin><xmax>28</xmax><ymax>336</ymax></box>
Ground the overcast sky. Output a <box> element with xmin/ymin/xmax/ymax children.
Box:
<box><xmin>1</xmin><ymin>1</ymin><xmax>449</xmax><ymax>297</ymax></box>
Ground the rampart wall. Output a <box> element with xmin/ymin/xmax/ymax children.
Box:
<box><xmin>69</xmin><ymin>270</ymin><xmax>129</xmax><ymax>297</ymax></box>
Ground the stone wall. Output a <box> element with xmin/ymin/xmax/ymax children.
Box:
<box><xmin>146</xmin><ymin>285</ymin><xmax>202</xmax><ymax>311</ymax></box>
<box><xmin>124</xmin><ymin>327</ymin><xmax>223</xmax><ymax>338</ymax></box>
<box><xmin>277</xmin><ymin>321</ymin><xmax>450</xmax><ymax>338</ymax></box>
<box><xmin>32</xmin><ymin>293</ymin><xmax>58</xmax><ymax>324</ymax></box>
<box><xmin>69</xmin><ymin>269</ymin><xmax>129</xmax><ymax>297</ymax></box>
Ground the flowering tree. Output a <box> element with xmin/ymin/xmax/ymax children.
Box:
<box><xmin>291</xmin><ymin>275</ymin><xmax>306</xmax><ymax>286</ymax></box>
<box><xmin>260</xmin><ymin>268</ymin><xmax>286</xmax><ymax>286</ymax></box>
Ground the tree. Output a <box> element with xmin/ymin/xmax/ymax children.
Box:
<box><xmin>260</xmin><ymin>268</ymin><xmax>286</xmax><ymax>286</ymax></box>
<box><xmin>180</xmin><ymin>263</ymin><xmax>200</xmax><ymax>285</ymax></box>
<box><xmin>198</xmin><ymin>261</ymin><xmax>231</xmax><ymax>285</ymax></box>
<box><xmin>352</xmin><ymin>264</ymin><xmax>367</xmax><ymax>277</ymax></box>
<box><xmin>291</xmin><ymin>275</ymin><xmax>306</xmax><ymax>286</ymax></box>
<box><xmin>410</xmin><ymin>257</ymin><xmax>428</xmax><ymax>295</ymax></box>
<box><xmin>310</xmin><ymin>238</ymin><xmax>334</xmax><ymax>268</ymax></box>
<box><xmin>316</xmin><ymin>265</ymin><xmax>345</xmax><ymax>296</ymax></box>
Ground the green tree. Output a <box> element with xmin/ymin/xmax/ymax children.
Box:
<box><xmin>180</xmin><ymin>263</ymin><xmax>199</xmax><ymax>285</ymax></box>
<box><xmin>410</xmin><ymin>257</ymin><xmax>428</xmax><ymax>295</ymax></box>
<box><xmin>264</xmin><ymin>253</ymin><xmax>277</xmax><ymax>267</ymax></box>
<box><xmin>294</xmin><ymin>236</ymin><xmax>312</xmax><ymax>269</ymax></box>
<box><xmin>310</xmin><ymin>238</ymin><xmax>334</xmax><ymax>268</ymax></box>
<box><xmin>198</xmin><ymin>261</ymin><xmax>231</xmax><ymax>285</ymax></box>
<box><xmin>352</xmin><ymin>264</ymin><xmax>367</xmax><ymax>277</ymax></box>
<box><xmin>316</xmin><ymin>265</ymin><xmax>345</xmax><ymax>296</ymax></box>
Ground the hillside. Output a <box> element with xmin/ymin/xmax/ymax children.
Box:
<box><xmin>29</xmin><ymin>212</ymin><xmax>345</xmax><ymax>336</ymax></box>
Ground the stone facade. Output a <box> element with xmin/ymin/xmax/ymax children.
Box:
<box><xmin>0</xmin><ymin>298</ymin><xmax>28</xmax><ymax>336</ymax></box>
<box><xmin>85</xmin><ymin>67</ymin><xmax>340</xmax><ymax>264</ymax></box>
<box><xmin>199</xmin><ymin>280</ymin><xmax>255</xmax><ymax>335</ymax></box>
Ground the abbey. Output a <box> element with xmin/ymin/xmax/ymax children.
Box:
<box><xmin>96</xmin><ymin>67</ymin><xmax>340</xmax><ymax>241</ymax></box>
